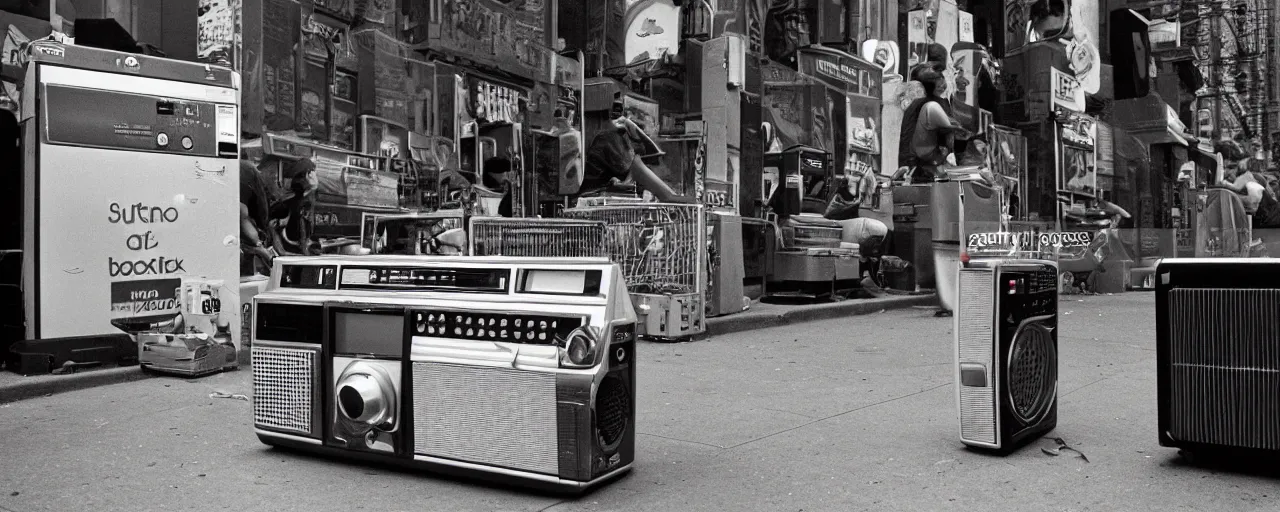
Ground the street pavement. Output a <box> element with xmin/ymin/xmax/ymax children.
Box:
<box><xmin>2</xmin><ymin>293</ymin><xmax>1278</xmax><ymax>512</ymax></box>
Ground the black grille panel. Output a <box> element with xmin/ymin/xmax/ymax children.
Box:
<box><xmin>1008</xmin><ymin>322</ymin><xmax>1056</xmax><ymax>425</ymax></box>
<box><xmin>1167</xmin><ymin>288</ymin><xmax>1280</xmax><ymax>450</ymax></box>
<box><xmin>595</xmin><ymin>375</ymin><xmax>630</xmax><ymax>447</ymax></box>
<box><xmin>410</xmin><ymin>310</ymin><xmax>584</xmax><ymax>344</ymax></box>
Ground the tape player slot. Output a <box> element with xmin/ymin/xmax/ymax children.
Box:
<box><xmin>256</xmin><ymin>303</ymin><xmax>324</xmax><ymax>343</ymax></box>
<box><xmin>412</xmin><ymin>310</ymin><xmax>584</xmax><ymax>345</ymax></box>
<box><xmin>340</xmin><ymin>266</ymin><xmax>509</xmax><ymax>293</ymax></box>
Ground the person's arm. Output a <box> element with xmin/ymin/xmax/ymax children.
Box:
<box><xmin>922</xmin><ymin>102</ymin><xmax>957</xmax><ymax>136</ymax></box>
<box><xmin>1216</xmin><ymin>175</ymin><xmax>1248</xmax><ymax>194</ymax></box>
<box><xmin>628</xmin><ymin>158</ymin><xmax>695</xmax><ymax>203</ymax></box>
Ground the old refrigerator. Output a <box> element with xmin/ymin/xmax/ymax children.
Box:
<box><xmin>19</xmin><ymin>42</ymin><xmax>242</xmax><ymax>358</ymax></box>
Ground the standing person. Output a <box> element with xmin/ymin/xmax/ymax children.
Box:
<box><xmin>898</xmin><ymin>69</ymin><xmax>962</xmax><ymax>184</ymax></box>
<box><xmin>580</xmin><ymin>117</ymin><xmax>694</xmax><ymax>203</ymax></box>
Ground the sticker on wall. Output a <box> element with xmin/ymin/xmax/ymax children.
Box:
<box><xmin>861</xmin><ymin>40</ymin><xmax>901</xmax><ymax>82</ymax></box>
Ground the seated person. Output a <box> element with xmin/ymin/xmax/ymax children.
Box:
<box><xmin>581</xmin><ymin>118</ymin><xmax>695</xmax><ymax>203</ymax></box>
<box><xmin>1215</xmin><ymin>158</ymin><xmax>1280</xmax><ymax>229</ymax></box>
<box><xmin>478</xmin><ymin>156</ymin><xmax>514</xmax><ymax>217</ymax></box>
<box><xmin>898</xmin><ymin>69</ymin><xmax>962</xmax><ymax>184</ymax></box>
<box><xmin>240</xmin><ymin>160</ymin><xmax>279</xmax><ymax>275</ymax></box>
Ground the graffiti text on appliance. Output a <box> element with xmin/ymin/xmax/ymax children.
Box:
<box><xmin>109</xmin><ymin>256</ymin><xmax>186</xmax><ymax>277</ymax></box>
<box><xmin>108</xmin><ymin>202</ymin><xmax>180</xmax><ymax>224</ymax></box>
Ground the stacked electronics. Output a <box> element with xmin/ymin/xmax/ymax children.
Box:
<box><xmin>563</xmin><ymin>203</ymin><xmax>706</xmax><ymax>341</ymax></box>
<box><xmin>251</xmin><ymin>256</ymin><xmax>637</xmax><ymax>492</ymax></box>
<box><xmin>1155</xmin><ymin>258</ymin><xmax>1280</xmax><ymax>454</ymax></box>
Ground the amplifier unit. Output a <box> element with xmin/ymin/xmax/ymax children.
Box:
<box><xmin>1156</xmin><ymin>258</ymin><xmax>1280</xmax><ymax>454</ymax></box>
<box><xmin>955</xmin><ymin>259</ymin><xmax>1059</xmax><ymax>453</ymax></box>
<box><xmin>251</xmin><ymin>256</ymin><xmax>638</xmax><ymax>493</ymax></box>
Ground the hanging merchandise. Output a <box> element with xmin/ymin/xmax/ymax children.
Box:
<box><xmin>1058</xmin><ymin>112</ymin><xmax>1098</xmax><ymax>208</ymax></box>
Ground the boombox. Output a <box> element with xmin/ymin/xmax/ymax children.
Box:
<box><xmin>1156</xmin><ymin>258</ymin><xmax>1280</xmax><ymax>454</ymax></box>
<box><xmin>251</xmin><ymin>256</ymin><xmax>638</xmax><ymax>492</ymax></box>
<box><xmin>955</xmin><ymin>259</ymin><xmax>1059</xmax><ymax>453</ymax></box>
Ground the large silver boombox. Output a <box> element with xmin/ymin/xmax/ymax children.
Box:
<box><xmin>250</xmin><ymin>255</ymin><xmax>637</xmax><ymax>492</ymax></box>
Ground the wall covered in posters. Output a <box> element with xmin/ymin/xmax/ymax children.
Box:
<box><xmin>429</xmin><ymin>0</ymin><xmax>552</xmax><ymax>81</ymax></box>
<box><xmin>197</xmin><ymin>0</ymin><xmax>237</xmax><ymax>66</ymax></box>
<box><xmin>261</xmin><ymin>0</ymin><xmax>300</xmax><ymax>131</ymax></box>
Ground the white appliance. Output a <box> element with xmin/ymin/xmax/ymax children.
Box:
<box><xmin>20</xmin><ymin>42</ymin><xmax>241</xmax><ymax>351</ymax></box>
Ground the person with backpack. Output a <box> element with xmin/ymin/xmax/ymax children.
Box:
<box><xmin>897</xmin><ymin>69</ymin><xmax>962</xmax><ymax>184</ymax></box>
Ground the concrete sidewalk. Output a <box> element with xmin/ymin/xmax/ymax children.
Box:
<box><xmin>0</xmin><ymin>292</ymin><xmax>937</xmax><ymax>404</ymax></box>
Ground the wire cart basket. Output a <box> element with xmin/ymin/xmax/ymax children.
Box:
<box><xmin>563</xmin><ymin>203</ymin><xmax>707</xmax><ymax>340</ymax></box>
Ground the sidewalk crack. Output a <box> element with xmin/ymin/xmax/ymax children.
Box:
<box><xmin>638</xmin><ymin>432</ymin><xmax>725</xmax><ymax>450</ymax></box>
<box><xmin>723</xmin><ymin>381</ymin><xmax>952</xmax><ymax>451</ymax></box>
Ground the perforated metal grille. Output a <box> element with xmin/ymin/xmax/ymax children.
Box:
<box><xmin>413</xmin><ymin>362</ymin><xmax>560</xmax><ymax>475</ymax></box>
<box><xmin>469</xmin><ymin>217</ymin><xmax>609</xmax><ymax>257</ymax></box>
<box><xmin>252</xmin><ymin>347</ymin><xmax>316</xmax><ymax>434</ymax></box>
<box><xmin>1167</xmin><ymin>289</ymin><xmax>1280</xmax><ymax>450</ymax></box>
<box><xmin>957</xmin><ymin>269</ymin><xmax>996</xmax><ymax>445</ymax></box>
<box><xmin>1007</xmin><ymin>323</ymin><xmax>1056</xmax><ymax>424</ymax></box>
<box><xmin>596</xmin><ymin>375</ymin><xmax>630</xmax><ymax>447</ymax></box>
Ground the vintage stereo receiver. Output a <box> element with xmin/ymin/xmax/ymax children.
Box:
<box><xmin>955</xmin><ymin>259</ymin><xmax>1059</xmax><ymax>453</ymax></box>
<box><xmin>251</xmin><ymin>256</ymin><xmax>638</xmax><ymax>492</ymax></box>
<box><xmin>1156</xmin><ymin>258</ymin><xmax>1280</xmax><ymax>454</ymax></box>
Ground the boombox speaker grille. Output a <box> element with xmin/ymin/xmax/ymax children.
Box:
<box><xmin>1007</xmin><ymin>323</ymin><xmax>1056</xmax><ymax>425</ymax></box>
<box><xmin>412</xmin><ymin>362</ymin><xmax>560</xmax><ymax>475</ymax></box>
<box><xmin>1167</xmin><ymin>288</ymin><xmax>1280</xmax><ymax>450</ymax></box>
<box><xmin>596</xmin><ymin>375</ymin><xmax>630</xmax><ymax>447</ymax></box>
<box><xmin>958</xmin><ymin>269</ymin><xmax>997</xmax><ymax>445</ymax></box>
<box><xmin>252</xmin><ymin>347</ymin><xmax>316</xmax><ymax>434</ymax></box>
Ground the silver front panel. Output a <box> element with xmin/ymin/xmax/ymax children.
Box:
<box><xmin>253</xmin><ymin>346</ymin><xmax>318</xmax><ymax>435</ymax></box>
<box><xmin>957</xmin><ymin>269</ymin><xmax>997</xmax><ymax>445</ymax></box>
<box><xmin>1168</xmin><ymin>288</ymin><xmax>1280</xmax><ymax>450</ymax></box>
<box><xmin>412</xmin><ymin>362</ymin><xmax>561</xmax><ymax>475</ymax></box>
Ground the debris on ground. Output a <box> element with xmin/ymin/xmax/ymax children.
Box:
<box><xmin>1041</xmin><ymin>437</ymin><xmax>1090</xmax><ymax>462</ymax></box>
<box><xmin>209</xmin><ymin>391</ymin><xmax>249</xmax><ymax>401</ymax></box>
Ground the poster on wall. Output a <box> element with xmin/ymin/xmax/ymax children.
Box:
<box><xmin>989</xmin><ymin>124</ymin><xmax>1028</xmax><ymax>206</ymax></box>
<box><xmin>879</xmin><ymin>80</ymin><xmax>926</xmax><ymax>176</ymax></box>
<box><xmin>861</xmin><ymin>40</ymin><xmax>902</xmax><ymax>83</ymax></box>
<box><xmin>905</xmin><ymin>10</ymin><xmax>930</xmax><ymax>74</ymax></box>
<box><xmin>1060</xmin><ymin>114</ymin><xmax>1097</xmax><ymax>199</ymax></box>
<box><xmin>1061</xmin><ymin>145</ymin><xmax>1096</xmax><ymax>198</ymax></box>
<box><xmin>1051</xmin><ymin>67</ymin><xmax>1085</xmax><ymax>112</ymax></box>
<box><xmin>197</xmin><ymin>0</ymin><xmax>237</xmax><ymax>66</ymax></box>
<box><xmin>625</xmin><ymin>0</ymin><xmax>681</xmax><ymax>65</ymax></box>
<box><xmin>761</xmin><ymin>82</ymin><xmax>814</xmax><ymax>152</ymax></box>
<box><xmin>261</xmin><ymin>0</ymin><xmax>300</xmax><ymax>131</ymax></box>
<box><xmin>372</xmin><ymin>31</ymin><xmax>412</xmax><ymax>128</ymax></box>
<box><xmin>431</xmin><ymin>0</ymin><xmax>551</xmax><ymax>81</ymax></box>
